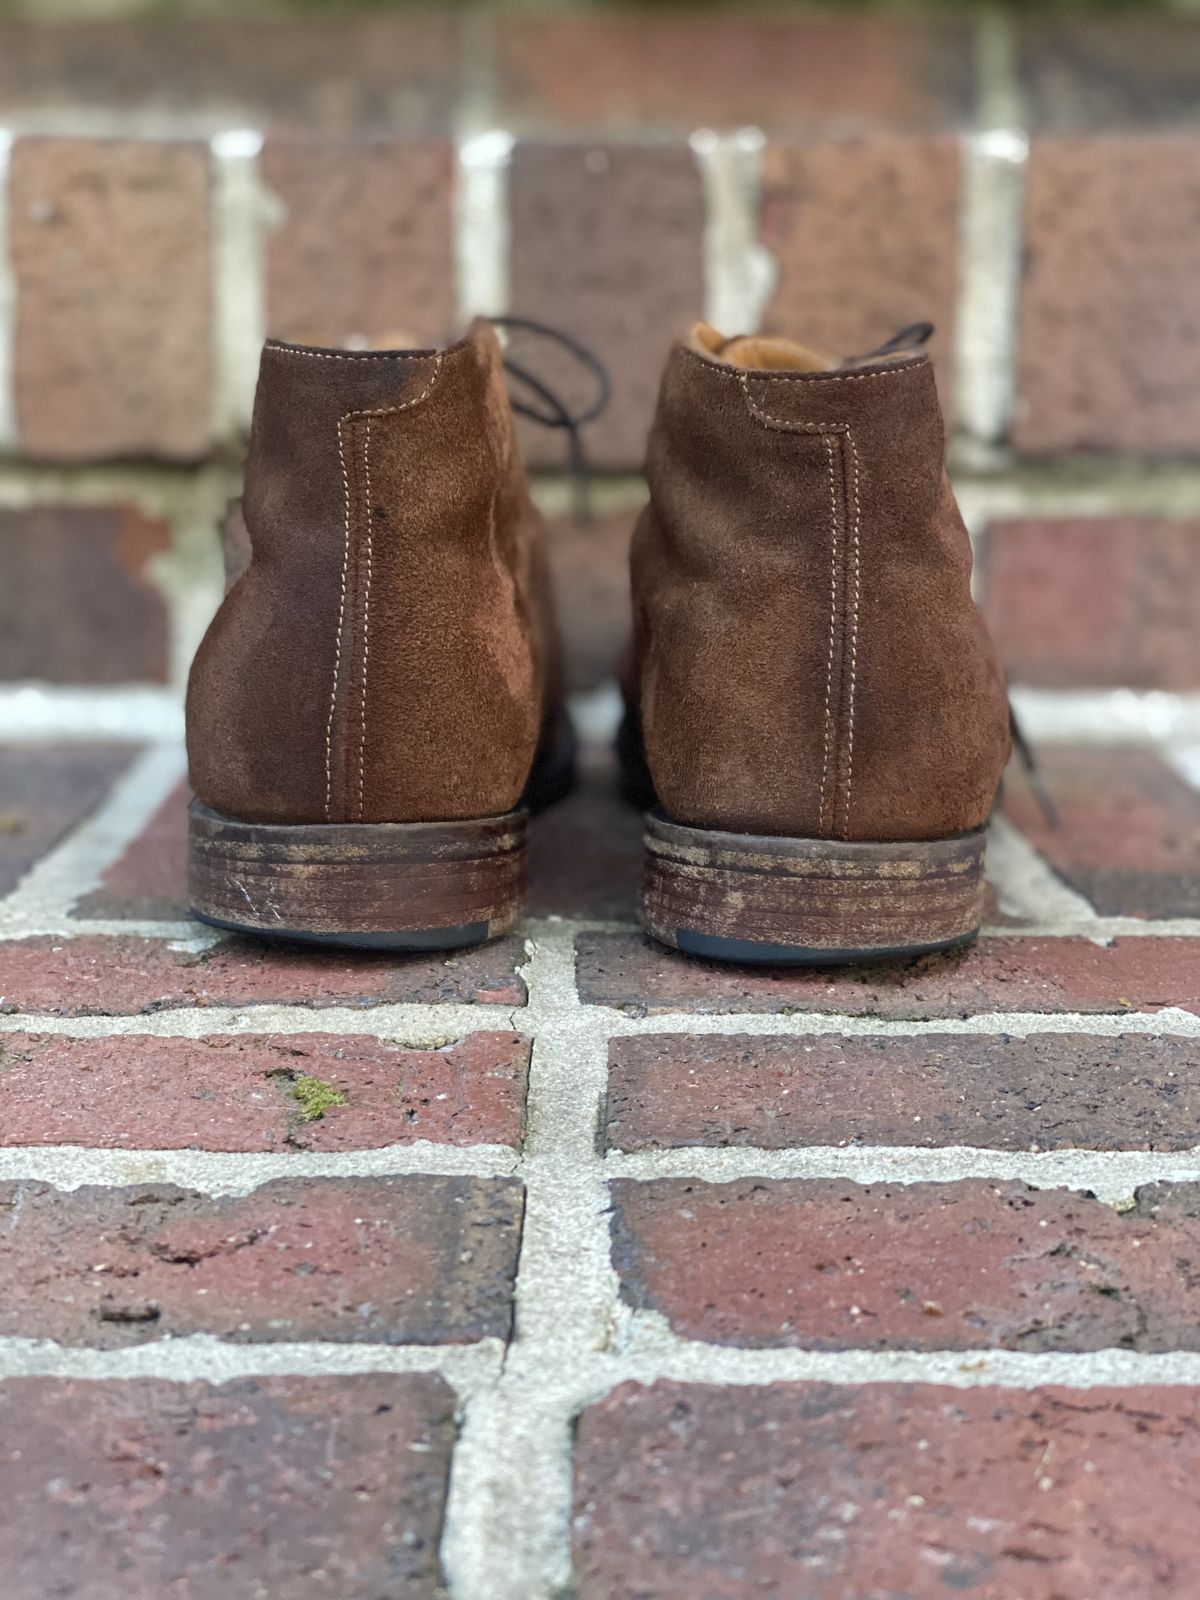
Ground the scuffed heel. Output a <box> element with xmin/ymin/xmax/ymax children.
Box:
<box><xmin>642</xmin><ymin>812</ymin><xmax>986</xmax><ymax>965</ymax></box>
<box><xmin>188</xmin><ymin>801</ymin><xmax>526</xmax><ymax>950</ymax></box>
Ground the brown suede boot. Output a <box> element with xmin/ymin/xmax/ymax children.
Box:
<box><xmin>625</xmin><ymin>323</ymin><xmax>1011</xmax><ymax>964</ymax></box>
<box><xmin>186</xmin><ymin>320</ymin><xmax>572</xmax><ymax>949</ymax></box>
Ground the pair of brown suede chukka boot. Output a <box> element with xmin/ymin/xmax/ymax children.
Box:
<box><xmin>186</xmin><ymin>317</ymin><xmax>1009</xmax><ymax>965</ymax></box>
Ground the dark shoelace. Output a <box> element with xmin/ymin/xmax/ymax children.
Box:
<box><xmin>492</xmin><ymin>315</ymin><xmax>612</xmax><ymax>522</ymax></box>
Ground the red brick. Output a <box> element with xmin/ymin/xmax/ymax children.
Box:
<box><xmin>575</xmin><ymin>1380</ymin><xmax>1200</xmax><ymax>1600</ymax></box>
<box><xmin>606</xmin><ymin>1031</ymin><xmax>1200</xmax><ymax>1154</ymax></box>
<box><xmin>577</xmin><ymin>931</ymin><xmax>1200</xmax><ymax>1018</ymax></box>
<box><xmin>73</xmin><ymin>780</ymin><xmax>187</xmax><ymax>921</ymax></box>
<box><xmin>1005</xmin><ymin>747</ymin><xmax>1200</xmax><ymax>919</ymax></box>
<box><xmin>262</xmin><ymin>138</ymin><xmax>456</xmax><ymax>350</ymax></box>
<box><xmin>11</xmin><ymin>137</ymin><xmax>213</xmax><ymax>461</ymax></box>
<box><xmin>0</xmin><ymin>1175</ymin><xmax>521</xmax><ymax>1345</ymax></box>
<box><xmin>760</xmin><ymin>139</ymin><xmax>959</xmax><ymax>414</ymax></box>
<box><xmin>1019</xmin><ymin>16</ymin><xmax>1200</xmax><ymax>132</ymax></box>
<box><xmin>527</xmin><ymin>747</ymin><xmax>643</xmax><ymax>922</ymax></box>
<box><xmin>985</xmin><ymin>517</ymin><xmax>1200</xmax><ymax>690</ymax></box>
<box><xmin>0</xmin><ymin>507</ymin><xmax>170</xmax><ymax>683</ymax></box>
<box><xmin>545</xmin><ymin>505</ymin><xmax>637</xmax><ymax>693</ymax></box>
<box><xmin>0</xmin><ymin>15</ymin><xmax>460</xmax><ymax>133</ymax></box>
<box><xmin>498</xmin><ymin>15</ymin><xmax>972</xmax><ymax>135</ymax></box>
<box><xmin>0</xmin><ymin>935</ymin><xmax>527</xmax><ymax>1015</ymax></box>
<box><xmin>1014</xmin><ymin>136</ymin><xmax>1200</xmax><ymax>455</ymax></box>
<box><xmin>0</xmin><ymin>1029</ymin><xmax>528</xmax><ymax>1151</ymax></box>
<box><xmin>509</xmin><ymin>143</ymin><xmax>705</xmax><ymax>471</ymax></box>
<box><xmin>0</xmin><ymin>745</ymin><xmax>132</xmax><ymax>896</ymax></box>
<box><xmin>0</xmin><ymin>1373</ymin><xmax>453</xmax><ymax>1600</ymax></box>
<box><xmin>612</xmin><ymin>1178</ymin><xmax>1200</xmax><ymax>1352</ymax></box>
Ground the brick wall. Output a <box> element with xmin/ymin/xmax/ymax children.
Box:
<box><xmin>1</xmin><ymin>9</ymin><xmax>1200</xmax><ymax>714</ymax></box>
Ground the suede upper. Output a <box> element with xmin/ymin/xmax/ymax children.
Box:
<box><xmin>187</xmin><ymin>321</ymin><xmax>560</xmax><ymax>825</ymax></box>
<box><xmin>629</xmin><ymin>337</ymin><xmax>1011</xmax><ymax>842</ymax></box>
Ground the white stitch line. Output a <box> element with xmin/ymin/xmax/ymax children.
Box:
<box><xmin>264</xmin><ymin>345</ymin><xmax>435</xmax><ymax>364</ymax></box>
<box><xmin>324</xmin><ymin>418</ymin><xmax>354</xmax><ymax>821</ymax></box>
<box><xmin>358</xmin><ymin>417</ymin><xmax>373</xmax><ymax>822</ymax></box>
<box><xmin>818</xmin><ymin>435</ymin><xmax>839</xmax><ymax>833</ymax></box>
<box><xmin>689</xmin><ymin>345</ymin><xmax>928</xmax><ymax>384</ymax></box>
<box><xmin>840</xmin><ymin>429</ymin><xmax>863</xmax><ymax>839</ymax></box>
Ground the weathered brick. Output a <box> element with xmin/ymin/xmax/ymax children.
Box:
<box><xmin>1005</xmin><ymin>747</ymin><xmax>1200</xmax><ymax>919</ymax></box>
<box><xmin>605</xmin><ymin>1031</ymin><xmax>1200</xmax><ymax>1153</ymax></box>
<box><xmin>73</xmin><ymin>781</ymin><xmax>187</xmax><ymax>921</ymax></box>
<box><xmin>1014</xmin><ymin>136</ymin><xmax>1200</xmax><ymax>454</ymax></box>
<box><xmin>509</xmin><ymin>143</ymin><xmax>705</xmax><ymax>470</ymax></box>
<box><xmin>0</xmin><ymin>934</ymin><xmax>527</xmax><ymax>1015</ymax></box>
<box><xmin>11</xmin><ymin>137</ymin><xmax>213</xmax><ymax>461</ymax></box>
<box><xmin>0</xmin><ymin>1030</ymin><xmax>529</xmax><ymax>1151</ymax></box>
<box><xmin>262</xmin><ymin>138</ymin><xmax>456</xmax><ymax>351</ymax></box>
<box><xmin>0</xmin><ymin>1373</ymin><xmax>453</xmax><ymax>1600</ymax></box>
<box><xmin>527</xmin><ymin>748</ymin><xmax>643</xmax><ymax>922</ymax></box>
<box><xmin>498</xmin><ymin>15</ymin><xmax>972</xmax><ymax>135</ymax></box>
<box><xmin>0</xmin><ymin>507</ymin><xmax>170</xmax><ymax>683</ymax></box>
<box><xmin>1019</xmin><ymin>15</ymin><xmax>1200</xmax><ymax>132</ymax></box>
<box><xmin>545</xmin><ymin>504</ymin><xmax>637</xmax><ymax>692</ymax></box>
<box><xmin>0</xmin><ymin>15</ymin><xmax>460</xmax><ymax>133</ymax></box>
<box><xmin>577</xmin><ymin>931</ymin><xmax>1200</xmax><ymax>1018</ymax></box>
<box><xmin>985</xmin><ymin>517</ymin><xmax>1200</xmax><ymax>690</ymax></box>
<box><xmin>575</xmin><ymin>1380</ymin><xmax>1200</xmax><ymax>1600</ymax></box>
<box><xmin>760</xmin><ymin>139</ymin><xmax>959</xmax><ymax>414</ymax></box>
<box><xmin>0</xmin><ymin>745</ymin><xmax>131</xmax><ymax>896</ymax></box>
<box><xmin>0</xmin><ymin>1175</ymin><xmax>522</xmax><ymax>1345</ymax></box>
<box><xmin>612</xmin><ymin>1178</ymin><xmax>1200</xmax><ymax>1352</ymax></box>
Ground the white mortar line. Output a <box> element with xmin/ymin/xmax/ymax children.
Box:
<box><xmin>0</xmin><ymin>129</ymin><xmax>15</xmax><ymax>454</ymax></box>
<box><xmin>210</xmin><ymin>129</ymin><xmax>267</xmax><ymax>441</ymax></box>
<box><xmin>954</xmin><ymin>124</ymin><xmax>1027</xmax><ymax>449</ymax></box>
<box><xmin>4</xmin><ymin>1001</ymin><xmax>1200</xmax><ymax>1045</ymax></box>
<box><xmin>0</xmin><ymin>1004</ymin><xmax>523</xmax><ymax>1042</ymax></box>
<box><xmin>986</xmin><ymin>814</ymin><xmax>1097</xmax><ymax>923</ymax></box>
<box><xmin>441</xmin><ymin>923</ymin><xmax>616</xmax><ymax>1600</ymax></box>
<box><xmin>604</xmin><ymin>1144</ymin><xmax>1200</xmax><ymax>1208</ymax></box>
<box><xmin>0</xmin><ymin>1142</ymin><xmax>518</xmax><ymax>1195</ymax></box>
<box><xmin>1010</xmin><ymin>687</ymin><xmax>1200</xmax><ymax>744</ymax></box>
<box><xmin>602</xmin><ymin>1330</ymin><xmax>1200</xmax><ymax>1393</ymax></box>
<box><xmin>0</xmin><ymin>685</ymin><xmax>185</xmax><ymax>742</ymax></box>
<box><xmin>455</xmin><ymin>131</ymin><xmax>514</xmax><ymax>323</ymax></box>
<box><xmin>690</xmin><ymin>128</ymin><xmax>774</xmax><ymax>336</ymax></box>
<box><xmin>0</xmin><ymin>1333</ymin><xmax>504</xmax><ymax>1387</ymax></box>
<box><xmin>0</xmin><ymin>744</ymin><xmax>186</xmax><ymax>934</ymax></box>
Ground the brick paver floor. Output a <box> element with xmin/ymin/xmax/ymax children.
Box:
<box><xmin>1</xmin><ymin>738</ymin><xmax>1199</xmax><ymax>1598</ymax></box>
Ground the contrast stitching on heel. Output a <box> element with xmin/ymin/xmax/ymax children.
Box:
<box><xmin>818</xmin><ymin>434</ymin><xmax>839</xmax><ymax>834</ymax></box>
<box><xmin>840</xmin><ymin>429</ymin><xmax>863</xmax><ymax>840</ymax></box>
<box><xmin>324</xmin><ymin>355</ymin><xmax>444</xmax><ymax>823</ymax></box>
<box><xmin>325</xmin><ymin>418</ymin><xmax>354</xmax><ymax>821</ymax></box>
<box><xmin>357</xmin><ymin>417</ymin><xmax>374</xmax><ymax>823</ymax></box>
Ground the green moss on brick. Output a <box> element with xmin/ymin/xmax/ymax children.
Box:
<box><xmin>291</xmin><ymin>1075</ymin><xmax>347</xmax><ymax>1123</ymax></box>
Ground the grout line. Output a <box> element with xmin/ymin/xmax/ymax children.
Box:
<box><xmin>1010</xmin><ymin>687</ymin><xmax>1200</xmax><ymax>745</ymax></box>
<box><xmin>441</xmin><ymin>923</ymin><xmax>615</xmax><ymax>1600</ymax></box>
<box><xmin>0</xmin><ymin>685</ymin><xmax>185</xmax><ymax>743</ymax></box>
<box><xmin>210</xmin><ymin>129</ymin><xmax>267</xmax><ymax>442</ymax></box>
<box><xmin>9</xmin><ymin>1328</ymin><xmax>1200</xmax><ymax>1395</ymax></box>
<box><xmin>0</xmin><ymin>1005</ymin><xmax>524</xmax><ymax>1042</ymax></box>
<box><xmin>0</xmin><ymin>1142</ymin><xmax>518</xmax><ymax>1196</ymax></box>
<box><xmin>4</xmin><ymin>1000</ymin><xmax>1200</xmax><ymax>1045</ymax></box>
<box><xmin>0</xmin><ymin>745</ymin><xmax>186</xmax><ymax>935</ymax></box>
<box><xmin>603</xmin><ymin>1144</ymin><xmax>1200</xmax><ymax>1209</ymax></box>
<box><xmin>986</xmin><ymin>814</ymin><xmax>1097</xmax><ymax>923</ymax></box>
<box><xmin>690</xmin><ymin>127</ymin><xmax>774</xmax><ymax>336</ymax></box>
<box><xmin>0</xmin><ymin>129</ymin><xmax>14</xmax><ymax>454</ymax></box>
<box><xmin>0</xmin><ymin>1332</ymin><xmax>504</xmax><ymax>1387</ymax></box>
<box><xmin>954</xmin><ymin>9</ymin><xmax>1027</xmax><ymax>449</ymax></box>
<box><xmin>455</xmin><ymin>130</ymin><xmax>514</xmax><ymax>323</ymax></box>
